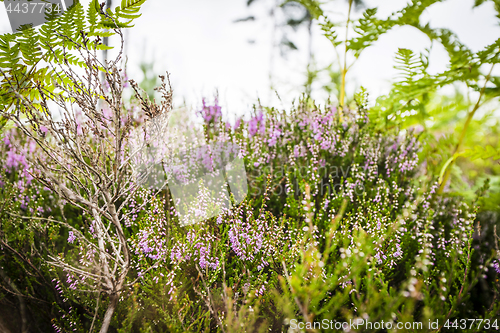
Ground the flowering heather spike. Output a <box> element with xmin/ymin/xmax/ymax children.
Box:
<box><xmin>67</xmin><ymin>231</ymin><xmax>76</xmax><ymax>244</ymax></box>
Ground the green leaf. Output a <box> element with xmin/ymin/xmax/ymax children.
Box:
<box><xmin>477</xmin><ymin>37</ymin><xmax>500</xmax><ymax>64</ymax></box>
<box><xmin>348</xmin><ymin>8</ymin><xmax>393</xmax><ymax>58</ymax></box>
<box><xmin>462</xmin><ymin>145</ymin><xmax>500</xmax><ymax>161</ymax></box>
<box><xmin>439</xmin><ymin>145</ymin><xmax>500</xmax><ymax>185</ymax></box>
<box><xmin>0</xmin><ymin>0</ymin><xmax>147</xmax><ymax>122</ymax></box>
<box><xmin>296</xmin><ymin>0</ymin><xmax>323</xmax><ymax>20</ymax></box>
<box><xmin>112</xmin><ymin>0</ymin><xmax>147</xmax><ymax>28</ymax></box>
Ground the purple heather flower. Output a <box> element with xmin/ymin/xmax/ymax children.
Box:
<box><xmin>68</xmin><ymin>231</ymin><xmax>76</xmax><ymax>244</ymax></box>
<box><xmin>200</xmin><ymin>98</ymin><xmax>222</xmax><ymax>123</ymax></box>
<box><xmin>234</xmin><ymin>118</ymin><xmax>241</xmax><ymax>130</ymax></box>
<box><xmin>248</xmin><ymin>118</ymin><xmax>259</xmax><ymax>137</ymax></box>
<box><xmin>493</xmin><ymin>260</ymin><xmax>500</xmax><ymax>274</ymax></box>
<box><xmin>76</xmin><ymin>123</ymin><xmax>83</xmax><ymax>136</ymax></box>
<box><xmin>3</xmin><ymin>136</ymin><xmax>10</xmax><ymax>147</ymax></box>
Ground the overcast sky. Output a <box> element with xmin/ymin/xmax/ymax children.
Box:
<box><xmin>1</xmin><ymin>0</ymin><xmax>499</xmax><ymax>118</ymax></box>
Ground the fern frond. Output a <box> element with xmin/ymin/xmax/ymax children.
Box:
<box><xmin>116</xmin><ymin>0</ymin><xmax>146</xmax><ymax>19</ymax></box>
<box><xmin>396</xmin><ymin>0</ymin><xmax>444</xmax><ymax>26</ymax></box>
<box><xmin>0</xmin><ymin>34</ymin><xmax>21</xmax><ymax>69</ymax></box>
<box><xmin>296</xmin><ymin>0</ymin><xmax>323</xmax><ymax>19</ymax></box>
<box><xmin>462</xmin><ymin>145</ymin><xmax>500</xmax><ymax>161</ymax></box>
<box><xmin>19</xmin><ymin>28</ymin><xmax>42</xmax><ymax>67</ymax></box>
<box><xmin>72</xmin><ymin>2</ymin><xmax>87</xmax><ymax>43</ymax></box>
<box><xmin>57</xmin><ymin>8</ymin><xmax>78</xmax><ymax>49</ymax></box>
<box><xmin>87</xmin><ymin>0</ymin><xmax>100</xmax><ymax>34</ymax></box>
<box><xmin>319</xmin><ymin>18</ymin><xmax>341</xmax><ymax>47</ymax></box>
<box><xmin>103</xmin><ymin>0</ymin><xmax>147</xmax><ymax>28</ymax></box>
<box><xmin>394</xmin><ymin>48</ymin><xmax>425</xmax><ymax>84</ymax></box>
<box><xmin>348</xmin><ymin>8</ymin><xmax>393</xmax><ymax>58</ymax></box>
<box><xmin>371</xmin><ymin>48</ymin><xmax>436</xmax><ymax>123</ymax></box>
<box><xmin>438</xmin><ymin>146</ymin><xmax>500</xmax><ymax>185</ymax></box>
<box><xmin>478</xmin><ymin>38</ymin><xmax>500</xmax><ymax>64</ymax></box>
<box><xmin>0</xmin><ymin>0</ymin><xmax>148</xmax><ymax>132</ymax></box>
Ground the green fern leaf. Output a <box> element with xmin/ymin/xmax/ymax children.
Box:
<box><xmin>107</xmin><ymin>0</ymin><xmax>147</xmax><ymax>28</ymax></box>
<box><xmin>348</xmin><ymin>8</ymin><xmax>393</xmax><ymax>58</ymax></box>
<box><xmin>478</xmin><ymin>38</ymin><xmax>500</xmax><ymax>64</ymax></box>
<box><xmin>87</xmin><ymin>0</ymin><xmax>100</xmax><ymax>32</ymax></box>
<box><xmin>19</xmin><ymin>28</ymin><xmax>42</xmax><ymax>67</ymax></box>
<box><xmin>0</xmin><ymin>34</ymin><xmax>21</xmax><ymax>69</ymax></box>
<box><xmin>462</xmin><ymin>145</ymin><xmax>500</xmax><ymax>161</ymax></box>
<box><xmin>296</xmin><ymin>0</ymin><xmax>323</xmax><ymax>20</ymax></box>
<box><xmin>0</xmin><ymin>0</ymin><xmax>147</xmax><ymax>131</ymax></box>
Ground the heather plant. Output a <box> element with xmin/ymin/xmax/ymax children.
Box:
<box><xmin>1</xmin><ymin>0</ymin><xmax>500</xmax><ymax>332</ymax></box>
<box><xmin>0</xmin><ymin>21</ymin><xmax>175</xmax><ymax>331</ymax></box>
<box><xmin>297</xmin><ymin>0</ymin><xmax>500</xmax><ymax>200</ymax></box>
<box><xmin>2</xmin><ymin>90</ymin><xmax>499</xmax><ymax>332</ymax></box>
<box><xmin>220</xmin><ymin>99</ymin><xmax>499</xmax><ymax>331</ymax></box>
<box><xmin>1</xmin><ymin>88</ymin><xmax>500</xmax><ymax>332</ymax></box>
<box><xmin>0</xmin><ymin>127</ymin><xmax>62</xmax><ymax>333</ymax></box>
<box><xmin>97</xmin><ymin>99</ymin><xmax>499</xmax><ymax>331</ymax></box>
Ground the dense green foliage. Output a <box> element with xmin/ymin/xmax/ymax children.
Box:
<box><xmin>0</xmin><ymin>0</ymin><xmax>146</xmax><ymax>130</ymax></box>
<box><xmin>1</xmin><ymin>98</ymin><xmax>499</xmax><ymax>331</ymax></box>
<box><xmin>0</xmin><ymin>0</ymin><xmax>500</xmax><ymax>332</ymax></box>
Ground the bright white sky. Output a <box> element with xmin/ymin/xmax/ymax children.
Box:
<box><xmin>1</xmin><ymin>0</ymin><xmax>499</xmax><ymax>119</ymax></box>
